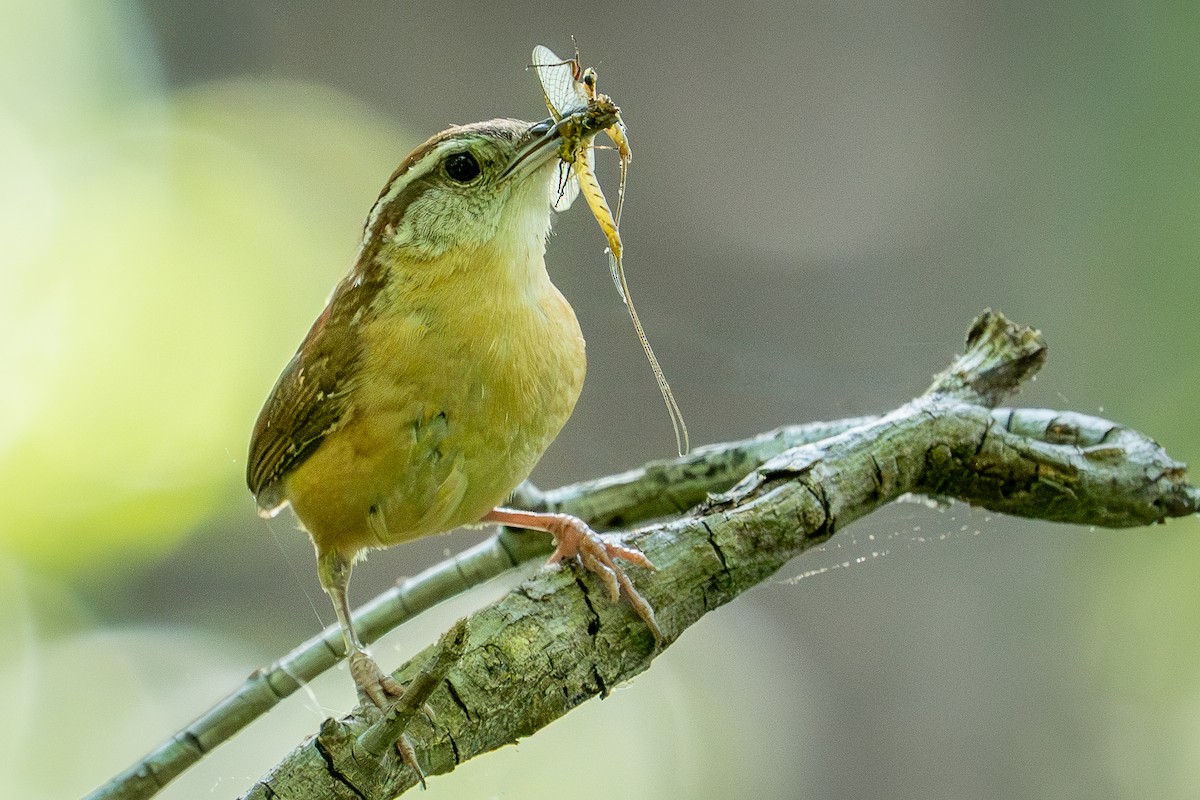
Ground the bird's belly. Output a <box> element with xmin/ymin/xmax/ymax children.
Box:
<box><xmin>286</xmin><ymin>284</ymin><xmax>585</xmax><ymax>556</ymax></box>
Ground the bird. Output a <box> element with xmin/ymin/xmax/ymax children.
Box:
<box><xmin>245</xmin><ymin>106</ymin><xmax>661</xmax><ymax>739</ymax></box>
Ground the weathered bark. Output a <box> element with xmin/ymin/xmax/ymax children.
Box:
<box><xmin>241</xmin><ymin>312</ymin><xmax>1198</xmax><ymax>799</ymax></box>
<box><xmin>86</xmin><ymin>312</ymin><xmax>1198</xmax><ymax>800</ymax></box>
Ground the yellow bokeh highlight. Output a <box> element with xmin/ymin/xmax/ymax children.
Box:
<box><xmin>0</xmin><ymin>0</ymin><xmax>414</xmax><ymax>570</ymax></box>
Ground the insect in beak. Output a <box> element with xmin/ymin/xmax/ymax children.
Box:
<box><xmin>501</xmin><ymin>108</ymin><xmax>618</xmax><ymax>182</ymax></box>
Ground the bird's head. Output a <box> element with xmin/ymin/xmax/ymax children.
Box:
<box><xmin>357</xmin><ymin>108</ymin><xmax>617</xmax><ymax>269</ymax></box>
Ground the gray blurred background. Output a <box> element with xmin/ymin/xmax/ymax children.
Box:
<box><xmin>3</xmin><ymin>1</ymin><xmax>1198</xmax><ymax>798</ymax></box>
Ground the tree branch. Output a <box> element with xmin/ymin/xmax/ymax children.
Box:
<box><xmin>86</xmin><ymin>311</ymin><xmax>1198</xmax><ymax>800</ymax></box>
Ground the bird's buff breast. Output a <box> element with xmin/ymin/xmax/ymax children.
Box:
<box><xmin>284</xmin><ymin>274</ymin><xmax>585</xmax><ymax>557</ymax></box>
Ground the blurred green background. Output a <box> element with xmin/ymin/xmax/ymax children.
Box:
<box><xmin>3</xmin><ymin>1</ymin><xmax>1198</xmax><ymax>798</ymax></box>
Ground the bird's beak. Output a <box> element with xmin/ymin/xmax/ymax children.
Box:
<box><xmin>501</xmin><ymin>104</ymin><xmax>620</xmax><ymax>181</ymax></box>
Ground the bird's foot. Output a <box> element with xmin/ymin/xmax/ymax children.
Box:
<box><xmin>349</xmin><ymin>649</ymin><xmax>405</xmax><ymax>708</ymax></box>
<box><xmin>485</xmin><ymin>508</ymin><xmax>664</xmax><ymax>644</ymax></box>
<box><xmin>348</xmin><ymin>650</ymin><xmax>428</xmax><ymax>788</ymax></box>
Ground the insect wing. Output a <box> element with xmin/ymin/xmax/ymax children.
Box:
<box><xmin>532</xmin><ymin>45</ymin><xmax>587</xmax><ymax>119</ymax></box>
<box><xmin>550</xmin><ymin>161</ymin><xmax>580</xmax><ymax>212</ymax></box>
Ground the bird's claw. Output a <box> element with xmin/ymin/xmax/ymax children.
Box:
<box><xmin>544</xmin><ymin>514</ymin><xmax>664</xmax><ymax>644</ymax></box>
<box><xmin>348</xmin><ymin>650</ymin><xmax>431</xmax><ymax>788</ymax></box>
<box><xmin>349</xmin><ymin>649</ymin><xmax>406</xmax><ymax>708</ymax></box>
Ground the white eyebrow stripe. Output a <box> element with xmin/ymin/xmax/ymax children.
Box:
<box><xmin>354</xmin><ymin>137</ymin><xmax>482</xmax><ymax>261</ymax></box>
<box><xmin>360</xmin><ymin>147</ymin><xmax>446</xmax><ymax>240</ymax></box>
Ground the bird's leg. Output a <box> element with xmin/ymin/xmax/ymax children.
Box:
<box><xmin>483</xmin><ymin>507</ymin><xmax>663</xmax><ymax>644</ymax></box>
<box><xmin>318</xmin><ymin>549</ymin><xmax>425</xmax><ymax>786</ymax></box>
<box><xmin>318</xmin><ymin>549</ymin><xmax>405</xmax><ymax>706</ymax></box>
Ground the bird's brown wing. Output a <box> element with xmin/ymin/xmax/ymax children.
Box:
<box><xmin>247</xmin><ymin>271</ymin><xmax>383</xmax><ymax>512</ymax></box>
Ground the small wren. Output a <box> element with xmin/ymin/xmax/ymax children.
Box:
<box><xmin>246</xmin><ymin>107</ymin><xmax>660</xmax><ymax>736</ymax></box>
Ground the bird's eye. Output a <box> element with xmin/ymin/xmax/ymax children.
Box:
<box><xmin>444</xmin><ymin>151</ymin><xmax>481</xmax><ymax>183</ymax></box>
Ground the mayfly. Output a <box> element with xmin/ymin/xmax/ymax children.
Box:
<box><xmin>531</xmin><ymin>43</ymin><xmax>689</xmax><ymax>455</ymax></box>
